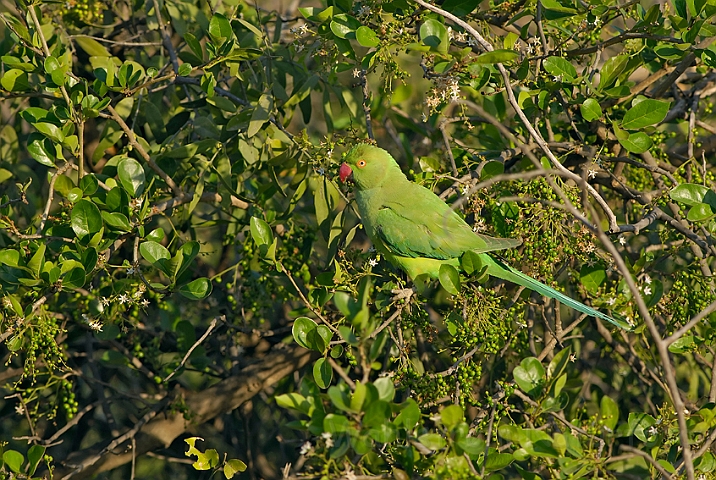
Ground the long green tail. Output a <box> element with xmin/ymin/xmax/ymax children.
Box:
<box><xmin>483</xmin><ymin>255</ymin><xmax>633</xmax><ymax>331</ymax></box>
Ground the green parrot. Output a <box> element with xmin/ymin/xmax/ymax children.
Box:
<box><xmin>339</xmin><ymin>143</ymin><xmax>632</xmax><ymax>331</ymax></box>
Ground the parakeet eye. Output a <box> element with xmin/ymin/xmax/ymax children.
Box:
<box><xmin>357</xmin><ymin>159</ymin><xmax>366</xmax><ymax>168</ymax></box>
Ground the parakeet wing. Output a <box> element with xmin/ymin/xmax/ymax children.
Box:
<box><xmin>373</xmin><ymin>196</ymin><xmax>521</xmax><ymax>260</ymax></box>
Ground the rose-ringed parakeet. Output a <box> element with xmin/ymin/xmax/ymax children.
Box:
<box><xmin>339</xmin><ymin>143</ymin><xmax>631</xmax><ymax>331</ymax></box>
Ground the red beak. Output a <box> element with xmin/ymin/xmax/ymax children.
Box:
<box><xmin>339</xmin><ymin>163</ymin><xmax>353</xmax><ymax>183</ymax></box>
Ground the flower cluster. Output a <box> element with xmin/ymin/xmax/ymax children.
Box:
<box><xmin>426</xmin><ymin>76</ymin><xmax>461</xmax><ymax>112</ymax></box>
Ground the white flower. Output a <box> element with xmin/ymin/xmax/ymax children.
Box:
<box><xmin>648</xmin><ymin>426</ymin><xmax>658</xmax><ymax>436</ymax></box>
<box><xmin>644</xmin><ymin>275</ymin><xmax>652</xmax><ymax>284</ymax></box>
<box><xmin>472</xmin><ymin>220</ymin><xmax>486</xmax><ymax>232</ymax></box>
<box><xmin>643</xmin><ymin>285</ymin><xmax>652</xmax><ymax>296</ymax></box>
<box><xmin>88</xmin><ymin>319</ymin><xmax>103</xmax><ymax>332</ymax></box>
<box><xmin>607</xmin><ymin>297</ymin><xmax>616</xmax><ymax>306</ymax></box>
<box><xmin>526</xmin><ymin>44</ymin><xmax>534</xmax><ymax>54</ymax></box>
<box><xmin>587</xmin><ymin>169</ymin><xmax>597</xmax><ymax>179</ymax></box>
<box><xmin>127</xmin><ymin>267</ymin><xmax>136</xmax><ymax>275</ymax></box>
<box><xmin>317</xmin><ymin>167</ymin><xmax>325</xmax><ymax>176</ymax></box>
<box><xmin>353</xmin><ymin>68</ymin><xmax>361</xmax><ymax>78</ymax></box>
<box><xmin>100</xmin><ymin>297</ymin><xmax>110</xmax><ymax>306</ymax></box>
<box><xmin>553</xmin><ymin>74</ymin><xmax>562</xmax><ymax>82</ymax></box>
<box><xmin>447</xmin><ymin>26</ymin><xmax>454</xmax><ymax>40</ymax></box>
<box><xmin>467</xmin><ymin>37</ymin><xmax>477</xmax><ymax>47</ymax></box>
<box><xmin>295</xmin><ymin>43</ymin><xmax>304</xmax><ymax>53</ymax></box>
<box><xmin>569</xmin><ymin>353</ymin><xmax>577</xmax><ymax>362</ymax></box>
<box><xmin>321</xmin><ymin>432</ymin><xmax>334</xmax><ymax>448</ymax></box>
<box><xmin>299</xmin><ymin>441</ymin><xmax>312</xmax><ymax>455</ymax></box>
<box><xmin>141</xmin><ymin>299</ymin><xmax>150</xmax><ymax>307</ymax></box>
<box><xmin>15</xmin><ymin>404</ymin><xmax>24</xmax><ymax>415</ymax></box>
<box><xmin>368</xmin><ymin>258</ymin><xmax>378</xmax><ymax>267</ymax></box>
<box><xmin>461</xmin><ymin>185</ymin><xmax>470</xmax><ymax>195</ymax></box>
<box><xmin>357</xmin><ymin>5</ymin><xmax>371</xmax><ymax>15</ymax></box>
<box><xmin>626</xmin><ymin>317</ymin><xmax>635</xmax><ymax>327</ymax></box>
<box><xmin>344</xmin><ymin>467</ymin><xmax>357</xmax><ymax>480</ymax></box>
<box><xmin>421</xmin><ymin>113</ymin><xmax>428</xmax><ymax>122</ymax></box>
<box><xmin>618</xmin><ymin>235</ymin><xmax>626</xmax><ymax>246</ymax></box>
<box><xmin>368</xmin><ymin>246</ymin><xmax>376</xmax><ymax>253</ymax></box>
<box><xmin>326</xmin><ymin>149</ymin><xmax>333</xmax><ymax>158</ymax></box>
<box><xmin>118</xmin><ymin>294</ymin><xmax>130</xmax><ymax>305</ymax></box>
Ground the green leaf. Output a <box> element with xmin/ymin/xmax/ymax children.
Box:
<box><xmin>63</xmin><ymin>267</ymin><xmax>86</xmax><ymax>289</ymax></box>
<box><xmin>329</xmin><ymin>14</ymin><xmax>361</xmax><ymax>39</ymax></box>
<box><xmin>543</xmin><ymin>56</ymin><xmax>577</xmax><ymax>82</ymax></box>
<box><xmin>418</xmin><ymin>433</ymin><xmax>446</xmax><ymax>451</ymax></box>
<box><xmin>224</xmin><ymin>459</ymin><xmax>247</xmax><ymax>478</ymax></box>
<box><xmin>440</xmin><ymin>404</ymin><xmax>464</xmax><ymax>429</ymax></box>
<box><xmin>438</xmin><ymin>264</ymin><xmax>460</xmax><ymax>295</ymax></box>
<box><xmin>618</xmin><ymin>131</ymin><xmax>652</xmax><ymax>153</ymax></box>
<box><xmin>669</xmin><ymin>335</ymin><xmax>695</xmax><ymax>354</ymax></box>
<box><xmin>627</xmin><ymin>412</ymin><xmax>656</xmax><ymax>442</ymax></box>
<box><xmin>621</xmin><ymin>99</ymin><xmax>670</xmax><ymax>129</ymax></box>
<box><xmin>27</xmin><ymin>445</ymin><xmax>45</xmax><ymax>475</ymax></box>
<box><xmin>687</xmin><ymin>203</ymin><xmax>716</xmax><ymax>222</ymax></box>
<box><xmin>299</xmin><ymin>6</ymin><xmax>334</xmax><ymax>23</ymax></box>
<box><xmin>580</xmin><ymin>98</ymin><xmax>603</xmax><ymax>121</ymax></box>
<box><xmin>101</xmin><ymin>211</ymin><xmax>132</xmax><ymax>231</ymax></box>
<box><xmin>460</xmin><ymin>251</ymin><xmax>485</xmax><ymax>276</ymax></box>
<box><xmin>34</xmin><ymin>122</ymin><xmax>65</xmax><ymax>143</ymax></box>
<box><xmin>670</xmin><ymin>184</ymin><xmax>716</xmax><ymax>207</ymax></box>
<box><xmin>313</xmin><ymin>357</ymin><xmax>332</xmax><ymax>389</ymax></box>
<box><xmin>599</xmin><ymin>55</ymin><xmax>628</xmax><ymax>90</ymax></box>
<box><xmin>80</xmin><ymin>174</ymin><xmax>99</xmax><ymax>195</ymax></box>
<box><xmin>356</xmin><ymin>26</ymin><xmax>379</xmax><ymax>47</ymax></box>
<box><xmin>292</xmin><ymin>317</ymin><xmax>318</xmax><ymax>350</ymax></box>
<box><xmin>275</xmin><ymin>392</ymin><xmax>310</xmax><ymax>414</ymax></box>
<box><xmin>139</xmin><ymin>241</ymin><xmax>171</xmax><ymax>275</ymax></box>
<box><xmin>323</xmin><ymin>413</ymin><xmax>350</xmax><ymax>433</ymax></box>
<box><xmin>250</xmin><ymin>216</ymin><xmax>273</xmax><ymax>246</ymax></box>
<box><xmin>600</xmin><ymin>395</ymin><xmax>620</xmax><ymax>431</ymax></box>
<box><xmin>513</xmin><ymin>357</ymin><xmax>545</xmax><ymax>397</ymax></box>
<box><xmin>2</xmin><ymin>450</ymin><xmax>24</xmax><ymax>473</ymax></box>
<box><xmin>248</xmin><ymin>94</ymin><xmax>272</xmax><ymax>137</ymax></box>
<box><xmin>117</xmin><ymin>157</ymin><xmax>145</xmax><ymax>197</ymax></box>
<box><xmin>457</xmin><ymin>437</ymin><xmax>486</xmax><ymax>457</ymax></box>
<box><xmin>26</xmin><ymin>133</ymin><xmax>54</xmax><ymax>167</ymax></box>
<box><xmin>368</xmin><ymin>423</ymin><xmax>397</xmax><ymax>443</ymax></box>
<box><xmin>75</xmin><ymin>36</ymin><xmax>112</xmax><ymax>56</ymax></box>
<box><xmin>540</xmin><ymin>0</ymin><xmax>577</xmax><ymax>18</ymax></box>
<box><xmin>473</xmin><ymin>49</ymin><xmax>519</xmax><ymax>64</ymax></box>
<box><xmin>440</xmin><ymin>0</ymin><xmax>480</xmax><ymax>15</ymax></box>
<box><xmin>208</xmin><ymin>13</ymin><xmax>233</xmax><ymax>44</ymax></box>
<box><xmin>580</xmin><ymin>264</ymin><xmax>606</xmax><ymax>294</ymax></box>
<box><xmin>146</xmin><ymin>227</ymin><xmax>165</xmax><ymax>243</ymax></box>
<box><xmin>484</xmin><ymin>452</ymin><xmax>514</xmax><ymax>471</ymax></box>
<box><xmin>419</xmin><ymin>18</ymin><xmax>449</xmax><ymax>54</ymax></box>
<box><xmin>71</xmin><ymin>199</ymin><xmax>103</xmax><ymax>238</ymax></box>
<box><xmin>178</xmin><ymin>278</ymin><xmax>212</xmax><ymax>300</ymax></box>
<box><xmin>178</xmin><ymin>63</ymin><xmax>192</xmax><ymax>76</ymax></box>
<box><xmin>1</xmin><ymin>69</ymin><xmax>30</xmax><ymax>91</ymax></box>
<box><xmin>374</xmin><ymin>376</ymin><xmax>395</xmax><ymax>402</ymax></box>
<box><xmin>28</xmin><ymin>244</ymin><xmax>45</xmax><ymax>278</ymax></box>
<box><xmin>394</xmin><ymin>399</ymin><xmax>420</xmax><ymax>429</ymax></box>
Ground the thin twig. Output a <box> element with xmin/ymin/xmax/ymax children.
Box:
<box><xmin>164</xmin><ymin>317</ymin><xmax>222</xmax><ymax>382</ymax></box>
<box><xmin>106</xmin><ymin>104</ymin><xmax>182</xmax><ymax>196</ymax></box>
<box><xmin>618</xmin><ymin>445</ymin><xmax>674</xmax><ymax>480</ymax></box>
<box><xmin>38</xmin><ymin>162</ymin><xmax>74</xmax><ymax>232</ymax></box>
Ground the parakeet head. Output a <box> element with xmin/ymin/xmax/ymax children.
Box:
<box><xmin>339</xmin><ymin>143</ymin><xmax>402</xmax><ymax>190</ymax></box>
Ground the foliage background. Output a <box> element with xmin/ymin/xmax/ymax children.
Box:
<box><xmin>0</xmin><ymin>0</ymin><xmax>715</xmax><ymax>478</ymax></box>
